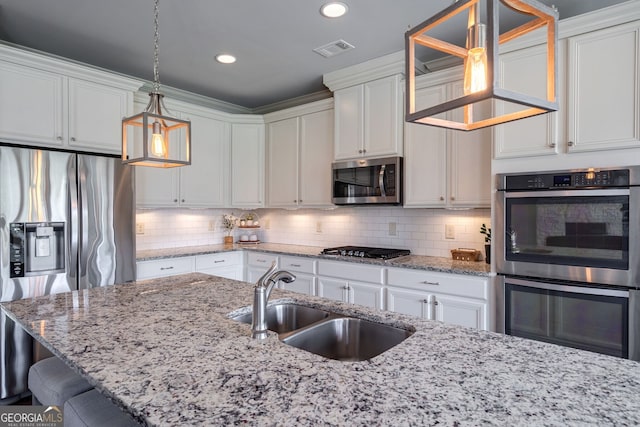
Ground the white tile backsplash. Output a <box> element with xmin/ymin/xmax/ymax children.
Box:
<box><xmin>136</xmin><ymin>207</ymin><xmax>491</xmax><ymax>258</ymax></box>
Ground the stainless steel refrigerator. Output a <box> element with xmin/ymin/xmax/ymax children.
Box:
<box><xmin>0</xmin><ymin>145</ymin><xmax>135</xmax><ymax>403</ymax></box>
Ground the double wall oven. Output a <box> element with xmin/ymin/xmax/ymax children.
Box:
<box><xmin>496</xmin><ymin>167</ymin><xmax>640</xmax><ymax>361</ymax></box>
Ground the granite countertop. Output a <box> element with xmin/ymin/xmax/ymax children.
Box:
<box><xmin>3</xmin><ymin>273</ymin><xmax>640</xmax><ymax>426</ymax></box>
<box><xmin>137</xmin><ymin>243</ymin><xmax>491</xmax><ymax>276</ymax></box>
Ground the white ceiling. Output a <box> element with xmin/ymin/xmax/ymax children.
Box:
<box><xmin>0</xmin><ymin>0</ymin><xmax>629</xmax><ymax>111</ymax></box>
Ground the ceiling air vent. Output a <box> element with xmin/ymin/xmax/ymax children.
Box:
<box><xmin>313</xmin><ymin>39</ymin><xmax>355</xmax><ymax>58</ymax></box>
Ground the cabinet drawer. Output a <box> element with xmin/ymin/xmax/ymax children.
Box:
<box><xmin>247</xmin><ymin>252</ymin><xmax>278</xmax><ymax>268</ymax></box>
<box><xmin>195</xmin><ymin>252</ymin><xmax>242</xmax><ymax>270</ymax></box>
<box><xmin>137</xmin><ymin>257</ymin><xmax>194</xmax><ymax>280</ymax></box>
<box><xmin>279</xmin><ymin>256</ymin><xmax>315</xmax><ymax>274</ymax></box>
<box><xmin>317</xmin><ymin>260</ymin><xmax>383</xmax><ymax>284</ymax></box>
<box><xmin>387</xmin><ymin>268</ymin><xmax>488</xmax><ymax>300</ymax></box>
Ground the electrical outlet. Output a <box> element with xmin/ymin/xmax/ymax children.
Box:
<box><xmin>136</xmin><ymin>223</ymin><xmax>145</xmax><ymax>235</ymax></box>
<box><xmin>445</xmin><ymin>224</ymin><xmax>455</xmax><ymax>239</ymax></box>
<box><xmin>388</xmin><ymin>222</ymin><xmax>397</xmax><ymax>236</ymax></box>
<box><xmin>208</xmin><ymin>220</ymin><xmax>215</xmax><ymax>231</ymax></box>
<box><xmin>316</xmin><ymin>221</ymin><xmax>323</xmax><ymax>233</ymax></box>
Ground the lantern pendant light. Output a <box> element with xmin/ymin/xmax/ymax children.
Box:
<box><xmin>122</xmin><ymin>0</ymin><xmax>191</xmax><ymax>167</ymax></box>
<box><xmin>405</xmin><ymin>0</ymin><xmax>558</xmax><ymax>131</ymax></box>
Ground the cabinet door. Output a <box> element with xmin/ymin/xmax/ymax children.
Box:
<box><xmin>231</xmin><ymin>123</ymin><xmax>265</xmax><ymax>208</ymax></box>
<box><xmin>567</xmin><ymin>22</ymin><xmax>640</xmax><ymax>152</ymax></box>
<box><xmin>317</xmin><ymin>277</ymin><xmax>349</xmax><ymax>303</ymax></box>
<box><xmin>386</xmin><ymin>286</ymin><xmax>430</xmax><ymax>319</ymax></box>
<box><xmin>364</xmin><ymin>75</ymin><xmax>403</xmax><ymax>158</ymax></box>
<box><xmin>349</xmin><ymin>281</ymin><xmax>385</xmax><ymax>310</ymax></box>
<box><xmin>67</xmin><ymin>78</ymin><xmax>130</xmax><ymax>154</ymax></box>
<box><xmin>179</xmin><ymin>114</ymin><xmax>228</xmax><ymax>207</ymax></box>
<box><xmin>333</xmin><ymin>85</ymin><xmax>363</xmax><ymax>160</ymax></box>
<box><xmin>434</xmin><ymin>294</ymin><xmax>487</xmax><ymax>330</ymax></box>
<box><xmin>279</xmin><ymin>272</ymin><xmax>315</xmax><ymax>295</ymax></box>
<box><xmin>403</xmin><ymin>85</ymin><xmax>448</xmax><ymax>207</ymax></box>
<box><xmin>267</xmin><ymin>117</ymin><xmax>299</xmax><ymax>207</ymax></box>
<box><xmin>494</xmin><ymin>44</ymin><xmax>559</xmax><ymax>158</ymax></box>
<box><xmin>299</xmin><ymin>109</ymin><xmax>334</xmax><ymax>207</ymax></box>
<box><xmin>0</xmin><ymin>61</ymin><xmax>64</xmax><ymax>146</ymax></box>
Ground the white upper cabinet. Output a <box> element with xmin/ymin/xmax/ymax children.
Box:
<box><xmin>231</xmin><ymin>122</ymin><xmax>265</xmax><ymax>208</ymax></box>
<box><xmin>404</xmin><ymin>76</ymin><xmax>491</xmax><ymax>208</ymax></box>
<box><xmin>266</xmin><ymin>100</ymin><xmax>334</xmax><ymax>209</ymax></box>
<box><xmin>566</xmin><ymin>21</ymin><xmax>640</xmax><ymax>153</ymax></box>
<box><xmin>136</xmin><ymin>104</ymin><xmax>230</xmax><ymax>208</ymax></box>
<box><xmin>0</xmin><ymin>45</ymin><xmax>141</xmax><ymax>154</ymax></box>
<box><xmin>334</xmin><ymin>74</ymin><xmax>403</xmax><ymax>160</ymax></box>
<box><xmin>493</xmin><ymin>43</ymin><xmax>560</xmax><ymax>159</ymax></box>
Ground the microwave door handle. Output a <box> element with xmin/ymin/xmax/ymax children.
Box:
<box><xmin>378</xmin><ymin>165</ymin><xmax>387</xmax><ymax>197</ymax></box>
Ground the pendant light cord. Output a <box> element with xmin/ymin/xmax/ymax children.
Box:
<box><xmin>153</xmin><ymin>0</ymin><xmax>161</xmax><ymax>93</ymax></box>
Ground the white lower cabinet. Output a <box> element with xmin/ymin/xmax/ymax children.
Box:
<box><xmin>136</xmin><ymin>257</ymin><xmax>195</xmax><ymax>280</ymax></box>
<box><xmin>278</xmin><ymin>256</ymin><xmax>316</xmax><ymax>295</ymax></box>
<box><xmin>316</xmin><ymin>260</ymin><xmax>385</xmax><ymax>309</ymax></box>
<box><xmin>386</xmin><ymin>268</ymin><xmax>489</xmax><ymax>330</ymax></box>
<box><xmin>195</xmin><ymin>252</ymin><xmax>242</xmax><ymax>280</ymax></box>
<box><xmin>245</xmin><ymin>252</ymin><xmax>279</xmax><ymax>283</ymax></box>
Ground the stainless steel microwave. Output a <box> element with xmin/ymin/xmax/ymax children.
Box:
<box><xmin>332</xmin><ymin>156</ymin><xmax>402</xmax><ymax>205</ymax></box>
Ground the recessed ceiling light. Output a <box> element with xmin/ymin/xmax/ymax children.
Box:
<box><xmin>215</xmin><ymin>54</ymin><xmax>236</xmax><ymax>64</ymax></box>
<box><xmin>320</xmin><ymin>2</ymin><xmax>348</xmax><ymax>18</ymax></box>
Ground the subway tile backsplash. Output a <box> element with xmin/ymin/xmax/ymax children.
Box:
<box><xmin>136</xmin><ymin>207</ymin><xmax>491</xmax><ymax>258</ymax></box>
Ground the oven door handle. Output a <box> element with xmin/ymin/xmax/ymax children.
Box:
<box><xmin>505</xmin><ymin>277</ymin><xmax>629</xmax><ymax>298</ymax></box>
<box><xmin>504</xmin><ymin>189</ymin><xmax>629</xmax><ymax>198</ymax></box>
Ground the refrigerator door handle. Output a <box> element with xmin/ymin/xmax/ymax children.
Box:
<box><xmin>68</xmin><ymin>156</ymin><xmax>79</xmax><ymax>285</ymax></box>
<box><xmin>78</xmin><ymin>158</ymin><xmax>89</xmax><ymax>290</ymax></box>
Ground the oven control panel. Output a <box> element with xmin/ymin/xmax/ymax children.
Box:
<box><xmin>503</xmin><ymin>169</ymin><xmax>630</xmax><ymax>190</ymax></box>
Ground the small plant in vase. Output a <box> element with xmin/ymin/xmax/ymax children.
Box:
<box><xmin>222</xmin><ymin>213</ymin><xmax>238</xmax><ymax>244</ymax></box>
<box><xmin>480</xmin><ymin>223</ymin><xmax>491</xmax><ymax>264</ymax></box>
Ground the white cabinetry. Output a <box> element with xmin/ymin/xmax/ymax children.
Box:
<box><xmin>266</xmin><ymin>100</ymin><xmax>334</xmax><ymax>208</ymax></box>
<box><xmin>231</xmin><ymin>122</ymin><xmax>265</xmax><ymax>208</ymax></box>
<box><xmin>136</xmin><ymin>257</ymin><xmax>195</xmax><ymax>280</ymax></box>
<box><xmin>278</xmin><ymin>256</ymin><xmax>316</xmax><ymax>295</ymax></box>
<box><xmin>404</xmin><ymin>75</ymin><xmax>491</xmax><ymax>208</ymax></box>
<box><xmin>566</xmin><ymin>21</ymin><xmax>640</xmax><ymax>153</ymax></box>
<box><xmin>136</xmin><ymin>103</ymin><xmax>229</xmax><ymax>208</ymax></box>
<box><xmin>245</xmin><ymin>252</ymin><xmax>278</xmax><ymax>284</ymax></box>
<box><xmin>0</xmin><ymin>46</ymin><xmax>140</xmax><ymax>154</ymax></box>
<box><xmin>195</xmin><ymin>252</ymin><xmax>242</xmax><ymax>280</ymax></box>
<box><xmin>316</xmin><ymin>260</ymin><xmax>385</xmax><ymax>309</ymax></box>
<box><xmin>386</xmin><ymin>268</ymin><xmax>489</xmax><ymax>330</ymax></box>
<box><xmin>494</xmin><ymin>44</ymin><xmax>560</xmax><ymax>159</ymax></box>
<box><xmin>333</xmin><ymin>75</ymin><xmax>403</xmax><ymax>160</ymax></box>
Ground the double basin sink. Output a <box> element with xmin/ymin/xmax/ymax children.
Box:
<box><xmin>232</xmin><ymin>303</ymin><xmax>414</xmax><ymax>361</ymax></box>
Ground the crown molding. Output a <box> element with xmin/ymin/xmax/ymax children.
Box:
<box><xmin>263</xmin><ymin>98</ymin><xmax>334</xmax><ymax>123</ymax></box>
<box><xmin>323</xmin><ymin>51</ymin><xmax>405</xmax><ymax>92</ymax></box>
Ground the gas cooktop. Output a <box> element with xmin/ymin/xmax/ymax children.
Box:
<box><xmin>320</xmin><ymin>246</ymin><xmax>411</xmax><ymax>260</ymax></box>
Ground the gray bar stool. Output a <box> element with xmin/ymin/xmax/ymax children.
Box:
<box><xmin>64</xmin><ymin>389</ymin><xmax>140</xmax><ymax>427</ymax></box>
<box><xmin>28</xmin><ymin>356</ymin><xmax>93</xmax><ymax>406</ymax></box>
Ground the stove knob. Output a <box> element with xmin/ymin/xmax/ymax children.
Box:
<box><xmin>347</xmin><ymin>250</ymin><xmax>354</xmax><ymax>256</ymax></box>
<box><xmin>340</xmin><ymin>250</ymin><xmax>347</xmax><ymax>256</ymax></box>
<box><xmin>359</xmin><ymin>252</ymin><xmax>365</xmax><ymax>257</ymax></box>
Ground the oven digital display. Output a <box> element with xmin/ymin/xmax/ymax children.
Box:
<box><xmin>553</xmin><ymin>175</ymin><xmax>572</xmax><ymax>187</ymax></box>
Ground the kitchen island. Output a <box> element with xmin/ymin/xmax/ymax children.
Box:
<box><xmin>2</xmin><ymin>273</ymin><xmax>640</xmax><ymax>426</ymax></box>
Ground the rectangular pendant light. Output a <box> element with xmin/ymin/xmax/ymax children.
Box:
<box><xmin>405</xmin><ymin>0</ymin><xmax>559</xmax><ymax>131</ymax></box>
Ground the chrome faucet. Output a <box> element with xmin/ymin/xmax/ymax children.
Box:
<box><xmin>251</xmin><ymin>261</ymin><xmax>296</xmax><ymax>339</ymax></box>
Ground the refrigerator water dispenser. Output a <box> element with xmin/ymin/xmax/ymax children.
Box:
<box><xmin>10</xmin><ymin>222</ymin><xmax>65</xmax><ymax>277</ymax></box>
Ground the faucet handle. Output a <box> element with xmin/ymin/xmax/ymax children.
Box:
<box><xmin>256</xmin><ymin>260</ymin><xmax>278</xmax><ymax>288</ymax></box>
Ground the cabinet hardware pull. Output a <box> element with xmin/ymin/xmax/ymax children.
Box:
<box><xmin>160</xmin><ymin>266</ymin><xmax>174</xmax><ymax>270</ymax></box>
<box><xmin>362</xmin><ymin>149</ymin><xmax>366</xmax><ymax>153</ymax></box>
<box><xmin>421</xmin><ymin>299</ymin><xmax>429</xmax><ymax>304</ymax></box>
<box><xmin>257</xmin><ymin>259</ymin><xmax>266</xmax><ymax>263</ymax></box>
<box><xmin>421</xmin><ymin>280</ymin><xmax>439</xmax><ymax>286</ymax></box>
<box><xmin>358</xmin><ymin>149</ymin><xmax>363</xmax><ymax>153</ymax></box>
<box><xmin>439</xmin><ymin>196</ymin><xmax>444</xmax><ymax>201</ymax></box>
<box><xmin>294</xmin><ymin>200</ymin><xmax>297</xmax><ymax>203</ymax></box>
<box><xmin>299</xmin><ymin>199</ymin><xmax>302</xmax><ymax>203</ymax></box>
<box><xmin>290</xmin><ymin>264</ymin><xmax>301</xmax><ymax>267</ymax></box>
<box><xmin>70</xmin><ymin>137</ymin><xmax>76</xmax><ymax>142</ymax></box>
<box><xmin>214</xmin><ymin>260</ymin><xmax>225</xmax><ymax>263</ymax></box>
<box><xmin>56</xmin><ymin>136</ymin><xmax>63</xmax><ymax>141</ymax></box>
<box><xmin>450</xmin><ymin>196</ymin><xmax>455</xmax><ymax>201</ymax></box>
<box><xmin>568</xmin><ymin>141</ymin><xmax>574</xmax><ymax>147</ymax></box>
<box><xmin>434</xmin><ymin>301</ymin><xmax>439</xmax><ymax>306</ymax></box>
<box><xmin>549</xmin><ymin>142</ymin><xmax>556</xmax><ymax>148</ymax></box>
<box><xmin>343</xmin><ymin>285</ymin><xmax>349</xmax><ymax>290</ymax></box>
<box><xmin>181</xmin><ymin>199</ymin><xmax>185</xmax><ymax>202</ymax></box>
<box><xmin>173</xmin><ymin>199</ymin><xmax>178</xmax><ymax>203</ymax></box>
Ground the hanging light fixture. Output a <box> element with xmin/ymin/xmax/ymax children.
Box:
<box><xmin>122</xmin><ymin>0</ymin><xmax>191</xmax><ymax>167</ymax></box>
<box><xmin>405</xmin><ymin>0</ymin><xmax>558</xmax><ymax>131</ymax></box>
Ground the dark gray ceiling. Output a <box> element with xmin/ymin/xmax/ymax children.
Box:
<box><xmin>0</xmin><ymin>0</ymin><xmax>629</xmax><ymax>110</ymax></box>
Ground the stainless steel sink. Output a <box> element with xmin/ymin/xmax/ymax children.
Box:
<box><xmin>232</xmin><ymin>303</ymin><xmax>330</xmax><ymax>334</ymax></box>
<box><xmin>282</xmin><ymin>317</ymin><xmax>413</xmax><ymax>361</ymax></box>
